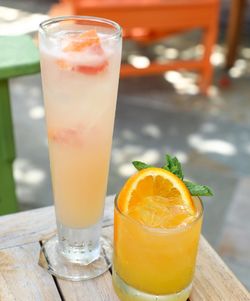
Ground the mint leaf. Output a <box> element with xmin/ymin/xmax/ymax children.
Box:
<box><xmin>162</xmin><ymin>164</ymin><xmax>170</xmax><ymax>171</ymax></box>
<box><xmin>131</xmin><ymin>154</ymin><xmax>214</xmax><ymax>197</ymax></box>
<box><xmin>184</xmin><ymin>181</ymin><xmax>213</xmax><ymax>196</ymax></box>
<box><xmin>163</xmin><ymin>154</ymin><xmax>184</xmax><ymax>180</ymax></box>
<box><xmin>132</xmin><ymin>161</ymin><xmax>151</xmax><ymax>171</ymax></box>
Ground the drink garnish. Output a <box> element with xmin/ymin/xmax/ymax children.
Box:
<box><xmin>63</xmin><ymin>29</ymin><xmax>101</xmax><ymax>52</ymax></box>
<box><xmin>57</xmin><ymin>29</ymin><xmax>108</xmax><ymax>75</ymax></box>
<box><xmin>133</xmin><ymin>154</ymin><xmax>213</xmax><ymax>197</ymax></box>
<box><xmin>117</xmin><ymin>154</ymin><xmax>213</xmax><ymax>228</ymax></box>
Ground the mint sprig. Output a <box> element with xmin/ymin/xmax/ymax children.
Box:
<box><xmin>132</xmin><ymin>161</ymin><xmax>152</xmax><ymax>171</ymax></box>
<box><xmin>162</xmin><ymin>154</ymin><xmax>184</xmax><ymax>180</ymax></box>
<box><xmin>184</xmin><ymin>181</ymin><xmax>213</xmax><ymax>196</ymax></box>
<box><xmin>132</xmin><ymin>154</ymin><xmax>213</xmax><ymax>197</ymax></box>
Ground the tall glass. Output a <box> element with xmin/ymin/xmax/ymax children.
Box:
<box><xmin>39</xmin><ymin>16</ymin><xmax>122</xmax><ymax>280</ymax></box>
<box><xmin>113</xmin><ymin>197</ymin><xmax>203</xmax><ymax>301</ymax></box>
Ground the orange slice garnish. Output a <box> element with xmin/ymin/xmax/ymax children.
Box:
<box><xmin>117</xmin><ymin>167</ymin><xmax>196</xmax><ymax>228</ymax></box>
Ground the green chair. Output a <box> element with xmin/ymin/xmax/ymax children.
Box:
<box><xmin>0</xmin><ymin>35</ymin><xmax>40</xmax><ymax>215</ymax></box>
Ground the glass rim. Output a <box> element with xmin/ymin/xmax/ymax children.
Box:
<box><xmin>39</xmin><ymin>15</ymin><xmax>122</xmax><ymax>40</ymax></box>
<box><xmin>114</xmin><ymin>195</ymin><xmax>204</xmax><ymax>234</ymax></box>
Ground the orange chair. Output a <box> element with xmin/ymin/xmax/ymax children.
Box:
<box><xmin>226</xmin><ymin>0</ymin><xmax>246</xmax><ymax>69</ymax></box>
<box><xmin>51</xmin><ymin>0</ymin><xmax>220</xmax><ymax>93</ymax></box>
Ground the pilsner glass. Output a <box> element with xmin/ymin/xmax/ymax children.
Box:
<box><xmin>39</xmin><ymin>16</ymin><xmax>122</xmax><ymax>280</ymax></box>
<box><xmin>113</xmin><ymin>196</ymin><xmax>203</xmax><ymax>301</ymax></box>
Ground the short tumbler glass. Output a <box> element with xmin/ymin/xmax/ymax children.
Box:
<box><xmin>113</xmin><ymin>197</ymin><xmax>203</xmax><ymax>301</ymax></box>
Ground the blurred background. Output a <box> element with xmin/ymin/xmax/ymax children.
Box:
<box><xmin>0</xmin><ymin>0</ymin><xmax>249</xmax><ymax>289</ymax></box>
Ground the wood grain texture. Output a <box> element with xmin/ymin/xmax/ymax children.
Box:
<box><xmin>0</xmin><ymin>206</ymin><xmax>56</xmax><ymax>250</ymax></box>
<box><xmin>54</xmin><ymin>226</ymin><xmax>117</xmax><ymax>300</ymax></box>
<box><xmin>0</xmin><ymin>242</ymin><xmax>61</xmax><ymax>301</ymax></box>
<box><xmin>57</xmin><ymin>271</ymin><xmax>119</xmax><ymax>301</ymax></box>
<box><xmin>0</xmin><ymin>195</ymin><xmax>115</xmax><ymax>250</ymax></box>
<box><xmin>191</xmin><ymin>236</ymin><xmax>250</xmax><ymax>301</ymax></box>
<box><xmin>0</xmin><ymin>195</ymin><xmax>249</xmax><ymax>300</ymax></box>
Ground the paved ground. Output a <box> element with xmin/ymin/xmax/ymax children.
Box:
<box><xmin>1</xmin><ymin>0</ymin><xmax>250</xmax><ymax>290</ymax></box>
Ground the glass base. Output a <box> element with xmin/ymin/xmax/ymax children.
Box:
<box><xmin>41</xmin><ymin>235</ymin><xmax>112</xmax><ymax>281</ymax></box>
<box><xmin>112</xmin><ymin>269</ymin><xmax>192</xmax><ymax>301</ymax></box>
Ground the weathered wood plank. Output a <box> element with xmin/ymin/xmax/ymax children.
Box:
<box><xmin>55</xmin><ymin>235</ymin><xmax>250</xmax><ymax>301</ymax></box>
<box><xmin>39</xmin><ymin>226</ymin><xmax>117</xmax><ymax>300</ymax></box>
<box><xmin>191</xmin><ymin>236</ymin><xmax>250</xmax><ymax>301</ymax></box>
<box><xmin>0</xmin><ymin>242</ymin><xmax>61</xmax><ymax>301</ymax></box>
<box><xmin>0</xmin><ymin>195</ymin><xmax>115</xmax><ymax>249</ymax></box>
<box><xmin>0</xmin><ymin>206</ymin><xmax>56</xmax><ymax>250</ymax></box>
<box><xmin>0</xmin><ymin>196</ymin><xmax>249</xmax><ymax>300</ymax></box>
<box><xmin>57</xmin><ymin>272</ymin><xmax>119</xmax><ymax>301</ymax></box>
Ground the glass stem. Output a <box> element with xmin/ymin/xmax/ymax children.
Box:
<box><xmin>57</xmin><ymin>220</ymin><xmax>102</xmax><ymax>265</ymax></box>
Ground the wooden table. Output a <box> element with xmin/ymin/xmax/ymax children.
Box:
<box><xmin>0</xmin><ymin>196</ymin><xmax>249</xmax><ymax>301</ymax></box>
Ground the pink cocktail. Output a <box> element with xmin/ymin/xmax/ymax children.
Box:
<box><xmin>39</xmin><ymin>16</ymin><xmax>122</xmax><ymax>280</ymax></box>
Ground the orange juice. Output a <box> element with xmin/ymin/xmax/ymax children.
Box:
<box><xmin>113</xmin><ymin>196</ymin><xmax>203</xmax><ymax>301</ymax></box>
